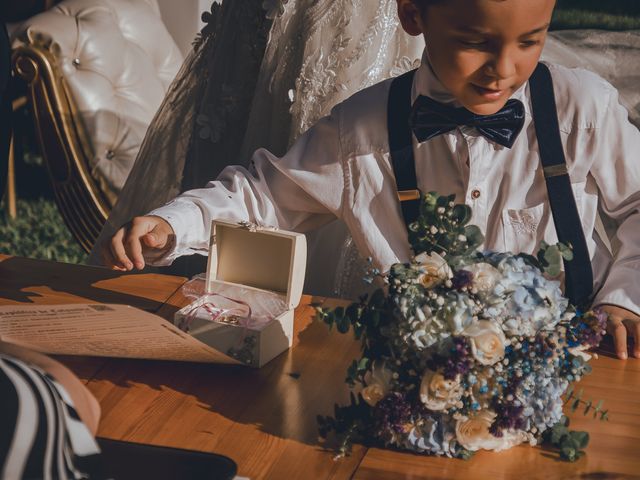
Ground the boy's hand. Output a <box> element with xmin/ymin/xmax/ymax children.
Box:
<box><xmin>102</xmin><ymin>215</ymin><xmax>175</xmax><ymax>271</ymax></box>
<box><xmin>598</xmin><ymin>304</ymin><xmax>640</xmax><ymax>360</ymax></box>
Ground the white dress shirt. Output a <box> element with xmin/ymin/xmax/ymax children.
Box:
<box><xmin>150</xmin><ymin>51</ymin><xmax>640</xmax><ymax>314</ymax></box>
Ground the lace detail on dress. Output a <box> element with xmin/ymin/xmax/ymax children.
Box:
<box><xmin>286</xmin><ymin>0</ymin><xmax>421</xmax><ymax>140</ymax></box>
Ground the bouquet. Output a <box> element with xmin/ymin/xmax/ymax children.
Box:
<box><xmin>317</xmin><ymin>193</ymin><xmax>608</xmax><ymax>461</ymax></box>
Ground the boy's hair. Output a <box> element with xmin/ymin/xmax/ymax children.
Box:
<box><xmin>415</xmin><ymin>0</ymin><xmax>446</xmax><ymax>6</ymax></box>
<box><xmin>414</xmin><ymin>0</ymin><xmax>446</xmax><ymax>13</ymax></box>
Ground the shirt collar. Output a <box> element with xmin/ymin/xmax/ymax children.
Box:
<box><xmin>411</xmin><ymin>47</ymin><xmax>531</xmax><ymax>117</ymax></box>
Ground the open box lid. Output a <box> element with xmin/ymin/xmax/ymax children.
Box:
<box><xmin>205</xmin><ymin>221</ymin><xmax>307</xmax><ymax>310</ymax></box>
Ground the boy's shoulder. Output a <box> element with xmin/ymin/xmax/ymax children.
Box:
<box><xmin>331</xmin><ymin>77</ymin><xmax>395</xmax><ymax>155</ymax></box>
<box><xmin>544</xmin><ymin>62</ymin><xmax>618</xmax><ymax>132</ymax></box>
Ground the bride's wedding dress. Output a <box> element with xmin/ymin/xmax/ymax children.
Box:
<box><xmin>90</xmin><ymin>0</ymin><xmax>640</xmax><ymax>299</ymax></box>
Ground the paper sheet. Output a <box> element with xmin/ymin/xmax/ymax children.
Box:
<box><xmin>0</xmin><ymin>304</ymin><xmax>241</xmax><ymax>364</ymax></box>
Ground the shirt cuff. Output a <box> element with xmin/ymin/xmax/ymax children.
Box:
<box><xmin>592</xmin><ymin>264</ymin><xmax>640</xmax><ymax>317</ymax></box>
<box><xmin>146</xmin><ymin>200</ymin><xmax>209</xmax><ymax>266</ymax></box>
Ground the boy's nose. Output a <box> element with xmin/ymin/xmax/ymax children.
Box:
<box><xmin>486</xmin><ymin>47</ymin><xmax>517</xmax><ymax>81</ymax></box>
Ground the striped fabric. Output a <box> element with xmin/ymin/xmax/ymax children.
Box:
<box><xmin>0</xmin><ymin>355</ymin><xmax>101</xmax><ymax>480</ymax></box>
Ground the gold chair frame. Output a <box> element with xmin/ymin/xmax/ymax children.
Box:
<box><xmin>12</xmin><ymin>44</ymin><xmax>111</xmax><ymax>253</ymax></box>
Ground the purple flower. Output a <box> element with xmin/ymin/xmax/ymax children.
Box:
<box><xmin>427</xmin><ymin>337</ymin><xmax>473</xmax><ymax>380</ymax></box>
<box><xmin>568</xmin><ymin>309</ymin><xmax>608</xmax><ymax>349</ymax></box>
<box><xmin>490</xmin><ymin>398</ymin><xmax>526</xmax><ymax>436</ymax></box>
<box><xmin>452</xmin><ymin>269</ymin><xmax>474</xmax><ymax>290</ymax></box>
<box><xmin>374</xmin><ymin>392</ymin><xmax>413</xmax><ymax>436</ymax></box>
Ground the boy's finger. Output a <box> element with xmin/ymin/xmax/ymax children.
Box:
<box><xmin>124</xmin><ymin>221</ymin><xmax>148</xmax><ymax>270</ymax></box>
<box><xmin>623</xmin><ymin>319</ymin><xmax>640</xmax><ymax>358</ymax></box>
<box><xmin>607</xmin><ymin>316</ymin><xmax>628</xmax><ymax>360</ymax></box>
<box><xmin>101</xmin><ymin>244</ymin><xmax>127</xmax><ymax>271</ymax></box>
<box><xmin>110</xmin><ymin>228</ymin><xmax>133</xmax><ymax>270</ymax></box>
<box><xmin>142</xmin><ymin>226</ymin><xmax>167</xmax><ymax>249</ymax></box>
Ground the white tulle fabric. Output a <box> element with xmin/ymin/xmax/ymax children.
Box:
<box><xmin>90</xmin><ymin>0</ymin><xmax>640</xmax><ymax>298</ymax></box>
<box><xmin>542</xmin><ymin>30</ymin><xmax>640</xmax><ymax>127</ymax></box>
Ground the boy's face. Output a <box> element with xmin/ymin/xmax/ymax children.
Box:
<box><xmin>399</xmin><ymin>0</ymin><xmax>555</xmax><ymax>115</ymax></box>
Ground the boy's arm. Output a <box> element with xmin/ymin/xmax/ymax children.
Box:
<box><xmin>104</xmin><ymin>111</ymin><xmax>346</xmax><ymax>269</ymax></box>
<box><xmin>588</xmin><ymin>84</ymin><xmax>640</xmax><ymax>358</ymax></box>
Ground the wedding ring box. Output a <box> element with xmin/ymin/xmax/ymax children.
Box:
<box><xmin>174</xmin><ymin>221</ymin><xmax>307</xmax><ymax>367</ymax></box>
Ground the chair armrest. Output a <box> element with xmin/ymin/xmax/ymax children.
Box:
<box><xmin>13</xmin><ymin>44</ymin><xmax>112</xmax><ymax>252</ymax></box>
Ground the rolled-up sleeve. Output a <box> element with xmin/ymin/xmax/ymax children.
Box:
<box><xmin>147</xmin><ymin>110</ymin><xmax>346</xmax><ymax>265</ymax></box>
<box><xmin>590</xmin><ymin>84</ymin><xmax>640</xmax><ymax>315</ymax></box>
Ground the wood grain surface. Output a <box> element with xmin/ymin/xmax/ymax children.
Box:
<box><xmin>0</xmin><ymin>254</ymin><xmax>186</xmax><ymax>310</ymax></box>
<box><xmin>91</xmin><ymin>295</ymin><xmax>366</xmax><ymax>479</ymax></box>
<box><xmin>0</xmin><ymin>255</ymin><xmax>187</xmax><ymax>382</ymax></box>
<box><xmin>1</xmin><ymin>256</ymin><xmax>639</xmax><ymax>479</ymax></box>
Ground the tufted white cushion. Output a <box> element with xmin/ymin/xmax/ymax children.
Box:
<box><xmin>12</xmin><ymin>0</ymin><xmax>183</xmax><ymax>196</ymax></box>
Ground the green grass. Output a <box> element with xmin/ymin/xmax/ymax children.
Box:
<box><xmin>552</xmin><ymin>10</ymin><xmax>640</xmax><ymax>30</ymax></box>
<box><xmin>556</xmin><ymin>0</ymin><xmax>640</xmax><ymax>16</ymax></box>
<box><xmin>0</xmin><ymin>198</ymin><xmax>87</xmax><ymax>264</ymax></box>
<box><xmin>553</xmin><ymin>0</ymin><xmax>640</xmax><ymax>30</ymax></box>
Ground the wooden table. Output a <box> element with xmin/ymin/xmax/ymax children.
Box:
<box><xmin>1</xmin><ymin>255</ymin><xmax>640</xmax><ymax>479</ymax></box>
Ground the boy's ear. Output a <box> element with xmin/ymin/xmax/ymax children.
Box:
<box><xmin>397</xmin><ymin>0</ymin><xmax>425</xmax><ymax>37</ymax></box>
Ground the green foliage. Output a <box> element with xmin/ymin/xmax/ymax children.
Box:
<box><xmin>317</xmin><ymin>288</ymin><xmax>389</xmax><ymax>342</ymax></box>
<box><xmin>317</xmin><ymin>393</ymin><xmax>373</xmax><ymax>458</ymax></box>
<box><xmin>542</xmin><ymin>416</ymin><xmax>589</xmax><ymax>462</ymax></box>
<box><xmin>542</xmin><ymin>386</ymin><xmax>609</xmax><ymax>462</ymax></box>
<box><xmin>537</xmin><ymin>241</ymin><xmax>574</xmax><ymax>277</ymax></box>
<box><xmin>345</xmin><ymin>357</ymin><xmax>370</xmax><ymax>387</ymax></box>
<box><xmin>457</xmin><ymin>448</ymin><xmax>475</xmax><ymax>461</ymax></box>
<box><xmin>552</xmin><ymin>0</ymin><xmax>640</xmax><ymax>30</ymax></box>
<box><xmin>408</xmin><ymin>192</ymin><xmax>484</xmax><ymax>260</ymax></box>
<box><xmin>564</xmin><ymin>386</ymin><xmax>609</xmax><ymax>422</ymax></box>
<box><xmin>0</xmin><ymin>199</ymin><xmax>87</xmax><ymax>264</ymax></box>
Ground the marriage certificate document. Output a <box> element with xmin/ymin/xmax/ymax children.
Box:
<box><xmin>0</xmin><ymin>304</ymin><xmax>240</xmax><ymax>364</ymax></box>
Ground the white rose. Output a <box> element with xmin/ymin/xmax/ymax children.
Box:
<box><xmin>361</xmin><ymin>361</ymin><xmax>394</xmax><ymax>407</ymax></box>
<box><xmin>415</xmin><ymin>252</ymin><xmax>452</xmax><ymax>289</ymax></box>
<box><xmin>463</xmin><ymin>320</ymin><xmax>507</xmax><ymax>366</ymax></box>
<box><xmin>419</xmin><ymin>370</ymin><xmax>463</xmax><ymax>411</ymax></box>
<box><xmin>455</xmin><ymin>410</ymin><xmax>527</xmax><ymax>451</ymax></box>
<box><xmin>568</xmin><ymin>345</ymin><xmax>593</xmax><ymax>362</ymax></box>
<box><xmin>466</xmin><ymin>263</ymin><xmax>501</xmax><ymax>293</ymax></box>
<box><xmin>361</xmin><ymin>384</ymin><xmax>386</xmax><ymax>407</ymax></box>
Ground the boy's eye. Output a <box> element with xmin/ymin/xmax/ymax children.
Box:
<box><xmin>458</xmin><ymin>39</ymin><xmax>489</xmax><ymax>48</ymax></box>
<box><xmin>520</xmin><ymin>39</ymin><xmax>541</xmax><ymax>48</ymax></box>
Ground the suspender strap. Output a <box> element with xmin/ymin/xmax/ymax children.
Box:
<box><xmin>388</xmin><ymin>69</ymin><xmax>420</xmax><ymax>226</ymax></box>
<box><xmin>529</xmin><ymin>63</ymin><xmax>593</xmax><ymax>307</ymax></box>
<box><xmin>387</xmin><ymin>63</ymin><xmax>593</xmax><ymax>307</ymax></box>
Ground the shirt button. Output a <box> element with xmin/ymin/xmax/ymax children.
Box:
<box><xmin>471</xmin><ymin>189</ymin><xmax>481</xmax><ymax>199</ymax></box>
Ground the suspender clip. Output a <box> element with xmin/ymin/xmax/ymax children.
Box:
<box><xmin>543</xmin><ymin>164</ymin><xmax>568</xmax><ymax>178</ymax></box>
<box><xmin>397</xmin><ymin>189</ymin><xmax>421</xmax><ymax>202</ymax></box>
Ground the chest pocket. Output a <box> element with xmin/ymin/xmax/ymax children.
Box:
<box><xmin>502</xmin><ymin>181</ymin><xmax>586</xmax><ymax>255</ymax></box>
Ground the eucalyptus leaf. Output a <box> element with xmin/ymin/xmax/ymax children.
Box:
<box><xmin>463</xmin><ymin>225</ymin><xmax>484</xmax><ymax>248</ymax></box>
<box><xmin>452</xmin><ymin>204</ymin><xmax>471</xmax><ymax>225</ymax></box>
<box><xmin>358</xmin><ymin>357</ymin><xmax>370</xmax><ymax>371</ymax></box>
<box><xmin>551</xmin><ymin>425</ymin><xmax>569</xmax><ymax>444</ymax></box>
<box><xmin>365</xmin><ymin>310</ymin><xmax>379</xmax><ymax>329</ymax></box>
<box><xmin>570</xmin><ymin>431</ymin><xmax>589</xmax><ymax>449</ymax></box>
<box><xmin>571</xmin><ymin>398</ymin><xmax>581</xmax><ymax>412</ymax></box>
<box><xmin>557</xmin><ymin>242</ymin><xmax>574</xmax><ymax>261</ymax></box>
<box><xmin>561</xmin><ymin>446</ymin><xmax>577</xmax><ymax>462</ymax></box>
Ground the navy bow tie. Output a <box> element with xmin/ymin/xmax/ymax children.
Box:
<box><xmin>409</xmin><ymin>95</ymin><xmax>526</xmax><ymax>148</ymax></box>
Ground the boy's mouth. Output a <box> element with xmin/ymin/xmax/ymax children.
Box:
<box><xmin>471</xmin><ymin>84</ymin><xmax>506</xmax><ymax>100</ymax></box>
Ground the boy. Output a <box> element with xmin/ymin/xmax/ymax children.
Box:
<box><xmin>102</xmin><ymin>0</ymin><xmax>640</xmax><ymax>360</ymax></box>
